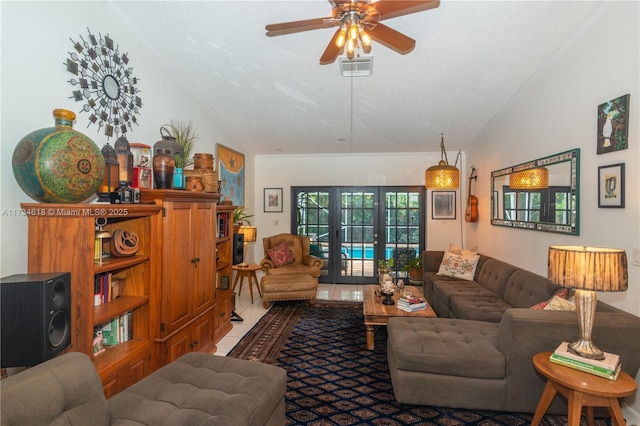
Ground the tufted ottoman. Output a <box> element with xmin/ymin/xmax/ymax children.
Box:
<box><xmin>260</xmin><ymin>273</ymin><xmax>317</xmax><ymax>308</ymax></box>
<box><xmin>109</xmin><ymin>352</ymin><xmax>287</xmax><ymax>426</ymax></box>
<box><xmin>387</xmin><ymin>317</ymin><xmax>506</xmax><ymax>410</ymax></box>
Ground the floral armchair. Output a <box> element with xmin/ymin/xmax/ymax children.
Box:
<box><xmin>260</xmin><ymin>233</ymin><xmax>322</xmax><ymax>278</ymax></box>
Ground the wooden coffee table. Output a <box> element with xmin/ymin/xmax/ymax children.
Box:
<box><xmin>363</xmin><ymin>285</ymin><xmax>437</xmax><ymax>350</ymax></box>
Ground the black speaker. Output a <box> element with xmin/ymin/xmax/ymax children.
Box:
<box><xmin>232</xmin><ymin>233</ymin><xmax>245</xmax><ymax>265</ymax></box>
<box><xmin>1</xmin><ymin>272</ymin><xmax>71</xmax><ymax>367</ymax></box>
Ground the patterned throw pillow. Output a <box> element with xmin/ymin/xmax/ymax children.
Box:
<box><xmin>267</xmin><ymin>242</ymin><xmax>296</xmax><ymax>267</ymax></box>
<box><xmin>530</xmin><ymin>288</ymin><xmax>570</xmax><ymax>310</ymax></box>
<box><xmin>437</xmin><ymin>251</ymin><xmax>480</xmax><ymax>281</ymax></box>
<box><xmin>543</xmin><ymin>295</ymin><xmax>576</xmax><ymax>311</ymax></box>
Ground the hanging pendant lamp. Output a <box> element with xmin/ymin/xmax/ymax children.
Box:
<box><xmin>425</xmin><ymin>133</ymin><xmax>459</xmax><ymax>189</ymax></box>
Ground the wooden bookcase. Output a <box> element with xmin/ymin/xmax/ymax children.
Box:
<box><xmin>214</xmin><ymin>204</ymin><xmax>236</xmax><ymax>342</ymax></box>
<box><xmin>22</xmin><ymin>203</ymin><xmax>162</xmax><ymax>397</ymax></box>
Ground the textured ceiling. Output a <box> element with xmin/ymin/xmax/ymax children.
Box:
<box><xmin>110</xmin><ymin>0</ymin><xmax>601</xmax><ymax>154</ymax></box>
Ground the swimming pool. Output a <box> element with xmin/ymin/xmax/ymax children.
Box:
<box><xmin>343</xmin><ymin>246</ymin><xmax>393</xmax><ymax>259</ymax></box>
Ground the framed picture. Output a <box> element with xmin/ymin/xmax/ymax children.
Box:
<box><xmin>598</xmin><ymin>163</ymin><xmax>625</xmax><ymax>208</ymax></box>
<box><xmin>216</xmin><ymin>143</ymin><xmax>245</xmax><ymax>206</ymax></box>
<box><xmin>597</xmin><ymin>94</ymin><xmax>630</xmax><ymax>155</ymax></box>
<box><xmin>432</xmin><ymin>191</ymin><xmax>456</xmax><ymax>220</ymax></box>
<box><xmin>264</xmin><ymin>188</ymin><xmax>283</xmax><ymax>212</ymax></box>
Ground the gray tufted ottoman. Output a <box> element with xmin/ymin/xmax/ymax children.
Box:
<box><xmin>109</xmin><ymin>352</ymin><xmax>287</xmax><ymax>426</ymax></box>
<box><xmin>387</xmin><ymin>317</ymin><xmax>506</xmax><ymax>410</ymax></box>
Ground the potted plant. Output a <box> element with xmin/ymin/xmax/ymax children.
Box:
<box><xmin>167</xmin><ymin>119</ymin><xmax>198</xmax><ymax>169</ymax></box>
<box><xmin>378</xmin><ymin>258</ymin><xmax>394</xmax><ymax>275</ymax></box>
<box><xmin>402</xmin><ymin>256</ymin><xmax>423</xmax><ymax>281</ymax></box>
<box><xmin>233</xmin><ymin>207</ymin><xmax>253</xmax><ymax>233</ymax></box>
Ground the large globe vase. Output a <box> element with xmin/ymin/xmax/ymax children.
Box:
<box><xmin>12</xmin><ymin>109</ymin><xmax>106</xmax><ymax>203</ymax></box>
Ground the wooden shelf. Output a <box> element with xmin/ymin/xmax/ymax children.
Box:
<box><xmin>93</xmin><ymin>296</ymin><xmax>149</xmax><ymax>325</ymax></box>
<box><xmin>216</xmin><ymin>260</ymin><xmax>231</xmax><ymax>272</ymax></box>
<box><xmin>92</xmin><ymin>338</ymin><xmax>150</xmax><ymax>370</ymax></box>
<box><xmin>94</xmin><ymin>255</ymin><xmax>149</xmax><ymax>274</ymax></box>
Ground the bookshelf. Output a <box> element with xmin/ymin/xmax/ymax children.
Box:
<box><xmin>22</xmin><ymin>203</ymin><xmax>162</xmax><ymax>397</ymax></box>
<box><xmin>214</xmin><ymin>205</ymin><xmax>235</xmax><ymax>342</ymax></box>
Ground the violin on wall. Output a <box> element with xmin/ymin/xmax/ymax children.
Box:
<box><xmin>465</xmin><ymin>168</ymin><xmax>478</xmax><ymax>223</ymax></box>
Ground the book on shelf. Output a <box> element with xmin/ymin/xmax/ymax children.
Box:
<box><xmin>94</xmin><ymin>312</ymin><xmax>134</xmax><ymax>353</ymax></box>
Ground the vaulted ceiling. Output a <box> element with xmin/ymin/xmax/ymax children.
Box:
<box><xmin>110</xmin><ymin>1</ymin><xmax>601</xmax><ymax>155</ymax></box>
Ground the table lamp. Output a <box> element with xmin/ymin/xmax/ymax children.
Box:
<box><xmin>548</xmin><ymin>245</ymin><xmax>628</xmax><ymax>360</ymax></box>
<box><xmin>238</xmin><ymin>226</ymin><xmax>257</xmax><ymax>266</ymax></box>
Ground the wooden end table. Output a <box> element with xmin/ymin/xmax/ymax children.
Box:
<box><xmin>531</xmin><ymin>352</ymin><xmax>637</xmax><ymax>426</ymax></box>
<box><xmin>362</xmin><ymin>284</ymin><xmax>437</xmax><ymax>350</ymax></box>
<box><xmin>232</xmin><ymin>264</ymin><xmax>262</xmax><ymax>304</ymax></box>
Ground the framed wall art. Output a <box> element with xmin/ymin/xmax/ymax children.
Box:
<box><xmin>264</xmin><ymin>188</ymin><xmax>283</xmax><ymax>212</ymax></box>
<box><xmin>597</xmin><ymin>94</ymin><xmax>629</xmax><ymax>155</ymax></box>
<box><xmin>216</xmin><ymin>143</ymin><xmax>245</xmax><ymax>207</ymax></box>
<box><xmin>432</xmin><ymin>191</ymin><xmax>456</xmax><ymax>220</ymax></box>
<box><xmin>598</xmin><ymin>163</ymin><xmax>625</xmax><ymax>208</ymax></box>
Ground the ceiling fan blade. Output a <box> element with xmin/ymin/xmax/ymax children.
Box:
<box><xmin>372</xmin><ymin>1</ymin><xmax>440</xmax><ymax>21</ymax></box>
<box><xmin>265</xmin><ymin>17</ymin><xmax>337</xmax><ymax>37</ymax></box>
<box><xmin>367</xmin><ymin>22</ymin><xmax>416</xmax><ymax>54</ymax></box>
<box><xmin>319</xmin><ymin>28</ymin><xmax>344</xmax><ymax>65</ymax></box>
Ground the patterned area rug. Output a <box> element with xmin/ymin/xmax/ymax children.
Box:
<box><xmin>227</xmin><ymin>301</ymin><xmax>613</xmax><ymax>426</ymax></box>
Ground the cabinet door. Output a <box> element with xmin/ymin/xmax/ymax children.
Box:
<box><xmin>102</xmin><ymin>366</ymin><xmax>126</xmax><ymax>399</ymax></box>
<box><xmin>192</xmin><ymin>203</ymin><xmax>215</xmax><ymax>317</ymax></box>
<box><xmin>127</xmin><ymin>346</ymin><xmax>152</xmax><ymax>386</ymax></box>
<box><xmin>161</xmin><ymin>202</ymin><xmax>195</xmax><ymax>333</ymax></box>
<box><xmin>163</xmin><ymin>327</ymin><xmax>192</xmax><ymax>364</ymax></box>
<box><xmin>192</xmin><ymin>310</ymin><xmax>215</xmax><ymax>353</ymax></box>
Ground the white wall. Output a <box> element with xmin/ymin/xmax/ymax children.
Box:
<box><xmin>0</xmin><ymin>1</ymin><xmax>253</xmax><ymax>277</ymax></box>
<box><xmin>249</xmin><ymin>152</ymin><xmax>466</xmax><ymax>263</ymax></box>
<box><xmin>465</xmin><ymin>2</ymin><xmax>639</xmax><ymax>419</ymax></box>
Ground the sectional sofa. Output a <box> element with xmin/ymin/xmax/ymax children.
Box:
<box><xmin>387</xmin><ymin>250</ymin><xmax>640</xmax><ymax>414</ymax></box>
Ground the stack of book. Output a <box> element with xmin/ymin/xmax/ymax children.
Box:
<box><xmin>549</xmin><ymin>341</ymin><xmax>621</xmax><ymax>380</ymax></box>
<box><xmin>397</xmin><ymin>295</ymin><xmax>427</xmax><ymax>312</ymax></box>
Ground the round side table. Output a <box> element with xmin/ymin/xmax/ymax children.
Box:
<box><xmin>531</xmin><ymin>352</ymin><xmax>637</xmax><ymax>426</ymax></box>
<box><xmin>232</xmin><ymin>264</ymin><xmax>262</xmax><ymax>304</ymax></box>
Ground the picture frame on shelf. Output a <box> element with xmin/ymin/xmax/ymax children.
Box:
<box><xmin>264</xmin><ymin>188</ymin><xmax>283</xmax><ymax>212</ymax></box>
<box><xmin>598</xmin><ymin>163</ymin><xmax>625</xmax><ymax>208</ymax></box>
<box><xmin>432</xmin><ymin>191</ymin><xmax>456</xmax><ymax>220</ymax></box>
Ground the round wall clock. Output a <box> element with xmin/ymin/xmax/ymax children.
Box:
<box><xmin>65</xmin><ymin>28</ymin><xmax>142</xmax><ymax>138</ymax></box>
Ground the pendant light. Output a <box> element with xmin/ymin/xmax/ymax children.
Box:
<box><xmin>425</xmin><ymin>133</ymin><xmax>460</xmax><ymax>189</ymax></box>
<box><xmin>509</xmin><ymin>167</ymin><xmax>549</xmax><ymax>189</ymax></box>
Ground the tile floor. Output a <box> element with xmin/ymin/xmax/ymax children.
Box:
<box><xmin>214</xmin><ymin>283</ymin><xmax>365</xmax><ymax>356</ymax></box>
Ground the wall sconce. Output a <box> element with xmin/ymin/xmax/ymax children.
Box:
<box><xmin>425</xmin><ymin>133</ymin><xmax>460</xmax><ymax>189</ymax></box>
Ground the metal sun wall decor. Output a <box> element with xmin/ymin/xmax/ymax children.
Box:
<box><xmin>66</xmin><ymin>28</ymin><xmax>142</xmax><ymax>139</ymax></box>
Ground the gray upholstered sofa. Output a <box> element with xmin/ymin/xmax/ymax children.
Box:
<box><xmin>387</xmin><ymin>250</ymin><xmax>640</xmax><ymax>414</ymax></box>
<box><xmin>0</xmin><ymin>351</ymin><xmax>287</xmax><ymax>425</ymax></box>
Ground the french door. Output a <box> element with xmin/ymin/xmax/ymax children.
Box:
<box><xmin>293</xmin><ymin>186</ymin><xmax>424</xmax><ymax>284</ymax></box>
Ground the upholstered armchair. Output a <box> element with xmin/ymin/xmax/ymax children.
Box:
<box><xmin>260</xmin><ymin>233</ymin><xmax>322</xmax><ymax>278</ymax></box>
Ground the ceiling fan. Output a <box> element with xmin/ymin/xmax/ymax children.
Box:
<box><xmin>265</xmin><ymin>1</ymin><xmax>441</xmax><ymax>65</ymax></box>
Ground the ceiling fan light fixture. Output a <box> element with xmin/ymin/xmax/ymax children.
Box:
<box><xmin>360</xmin><ymin>27</ymin><xmax>372</xmax><ymax>47</ymax></box>
<box><xmin>336</xmin><ymin>27</ymin><xmax>347</xmax><ymax>48</ymax></box>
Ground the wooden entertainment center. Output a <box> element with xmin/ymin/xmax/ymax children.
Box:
<box><xmin>22</xmin><ymin>190</ymin><xmax>236</xmax><ymax>397</ymax></box>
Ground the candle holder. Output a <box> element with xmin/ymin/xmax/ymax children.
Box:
<box><xmin>381</xmin><ymin>289</ymin><xmax>395</xmax><ymax>305</ymax></box>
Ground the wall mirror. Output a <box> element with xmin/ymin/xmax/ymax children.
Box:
<box><xmin>491</xmin><ymin>149</ymin><xmax>580</xmax><ymax>235</ymax></box>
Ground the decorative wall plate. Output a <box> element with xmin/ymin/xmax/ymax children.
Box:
<box><xmin>66</xmin><ymin>28</ymin><xmax>142</xmax><ymax>138</ymax></box>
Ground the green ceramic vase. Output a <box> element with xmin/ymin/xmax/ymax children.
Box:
<box><xmin>12</xmin><ymin>109</ymin><xmax>106</xmax><ymax>203</ymax></box>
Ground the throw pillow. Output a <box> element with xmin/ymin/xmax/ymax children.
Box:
<box><xmin>437</xmin><ymin>251</ymin><xmax>480</xmax><ymax>281</ymax></box>
<box><xmin>267</xmin><ymin>242</ymin><xmax>296</xmax><ymax>267</ymax></box>
<box><xmin>530</xmin><ymin>288</ymin><xmax>570</xmax><ymax>310</ymax></box>
<box><xmin>543</xmin><ymin>295</ymin><xmax>576</xmax><ymax>311</ymax></box>
<box><xmin>449</xmin><ymin>243</ymin><xmax>478</xmax><ymax>256</ymax></box>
